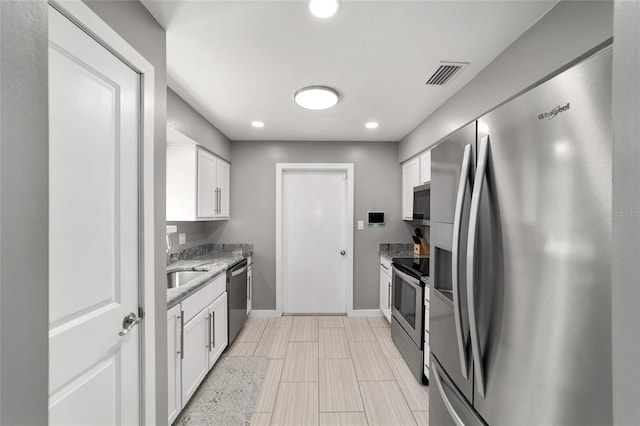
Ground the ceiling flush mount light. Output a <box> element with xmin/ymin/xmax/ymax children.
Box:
<box><xmin>365</xmin><ymin>122</ymin><xmax>379</xmax><ymax>129</ymax></box>
<box><xmin>294</xmin><ymin>86</ymin><xmax>339</xmax><ymax>110</ymax></box>
<box><xmin>251</xmin><ymin>121</ymin><xmax>265</xmax><ymax>128</ymax></box>
<box><xmin>309</xmin><ymin>0</ymin><xmax>340</xmax><ymax>18</ymax></box>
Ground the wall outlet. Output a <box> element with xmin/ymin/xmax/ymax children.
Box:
<box><xmin>357</xmin><ymin>220</ymin><xmax>364</xmax><ymax>230</ymax></box>
<box><xmin>179</xmin><ymin>233</ymin><xmax>186</xmax><ymax>244</ymax></box>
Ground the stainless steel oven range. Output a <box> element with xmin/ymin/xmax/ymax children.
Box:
<box><xmin>391</xmin><ymin>257</ymin><xmax>428</xmax><ymax>384</ymax></box>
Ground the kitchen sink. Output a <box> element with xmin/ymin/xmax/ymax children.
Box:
<box><xmin>167</xmin><ymin>270</ymin><xmax>207</xmax><ymax>289</ymax></box>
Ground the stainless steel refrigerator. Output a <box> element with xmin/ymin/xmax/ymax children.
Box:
<box><xmin>429</xmin><ymin>44</ymin><xmax>612</xmax><ymax>426</ymax></box>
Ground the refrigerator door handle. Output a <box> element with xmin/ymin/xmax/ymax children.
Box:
<box><xmin>433</xmin><ymin>361</ymin><xmax>472</xmax><ymax>426</ymax></box>
<box><xmin>467</xmin><ymin>135</ymin><xmax>490</xmax><ymax>398</ymax></box>
<box><xmin>452</xmin><ymin>143</ymin><xmax>472</xmax><ymax>379</ymax></box>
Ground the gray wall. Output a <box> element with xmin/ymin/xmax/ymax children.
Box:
<box><xmin>0</xmin><ymin>1</ymin><xmax>49</xmax><ymax>424</ymax></box>
<box><xmin>399</xmin><ymin>0</ymin><xmax>613</xmax><ymax>162</ymax></box>
<box><xmin>166</xmin><ymin>221</ymin><xmax>207</xmax><ymax>253</ymax></box>
<box><xmin>612</xmin><ymin>1</ymin><xmax>640</xmax><ymax>424</ymax></box>
<box><xmin>168</xmin><ymin>87</ymin><xmax>231</xmax><ymax>162</ymax></box>
<box><xmin>82</xmin><ymin>1</ymin><xmax>168</xmax><ymax>424</ymax></box>
<box><xmin>166</xmin><ymin>87</ymin><xmax>232</xmax><ymax>251</ymax></box>
<box><xmin>205</xmin><ymin>141</ymin><xmax>411</xmax><ymax>311</ymax></box>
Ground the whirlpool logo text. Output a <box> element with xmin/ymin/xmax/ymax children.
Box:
<box><xmin>538</xmin><ymin>102</ymin><xmax>570</xmax><ymax>120</ymax></box>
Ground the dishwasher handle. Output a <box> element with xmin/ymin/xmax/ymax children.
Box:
<box><xmin>231</xmin><ymin>265</ymin><xmax>248</xmax><ymax>277</ymax></box>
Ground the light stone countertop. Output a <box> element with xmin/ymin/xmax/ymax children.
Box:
<box><xmin>378</xmin><ymin>243</ymin><xmax>429</xmax><ymax>261</ymax></box>
<box><xmin>378</xmin><ymin>243</ymin><xmax>430</xmax><ymax>286</ymax></box>
<box><xmin>166</xmin><ymin>249</ymin><xmax>251</xmax><ymax>309</ymax></box>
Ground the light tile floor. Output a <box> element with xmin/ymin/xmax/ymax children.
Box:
<box><xmin>224</xmin><ymin>315</ymin><xmax>429</xmax><ymax>426</ymax></box>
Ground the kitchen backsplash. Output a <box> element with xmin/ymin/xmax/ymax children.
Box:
<box><xmin>167</xmin><ymin>243</ymin><xmax>253</xmax><ymax>265</ymax></box>
<box><xmin>378</xmin><ymin>243</ymin><xmax>414</xmax><ymax>253</ymax></box>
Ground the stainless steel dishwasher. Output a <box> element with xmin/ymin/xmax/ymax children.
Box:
<box><xmin>227</xmin><ymin>259</ymin><xmax>248</xmax><ymax>345</ymax></box>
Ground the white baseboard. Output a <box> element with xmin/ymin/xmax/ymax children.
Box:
<box><xmin>249</xmin><ymin>310</ymin><xmax>281</xmax><ymax>318</ymax></box>
<box><xmin>250</xmin><ymin>309</ymin><xmax>383</xmax><ymax>318</ymax></box>
<box><xmin>348</xmin><ymin>309</ymin><xmax>383</xmax><ymax>317</ymax></box>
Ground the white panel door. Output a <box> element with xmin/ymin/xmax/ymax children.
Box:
<box><xmin>197</xmin><ymin>149</ymin><xmax>217</xmax><ymax>218</ymax></box>
<box><xmin>283</xmin><ymin>170</ymin><xmax>348</xmax><ymax>313</ymax></box>
<box><xmin>48</xmin><ymin>6</ymin><xmax>141</xmax><ymax>425</ymax></box>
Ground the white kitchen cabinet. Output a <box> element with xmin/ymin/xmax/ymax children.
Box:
<box><xmin>181</xmin><ymin>308</ymin><xmax>210</xmax><ymax>404</ymax></box>
<box><xmin>216</xmin><ymin>159</ymin><xmax>230</xmax><ymax>219</ymax></box>
<box><xmin>167</xmin><ymin>304</ymin><xmax>182</xmax><ymax>425</ymax></box>
<box><xmin>166</xmin><ymin>126</ymin><xmax>230</xmax><ymax>221</ymax></box>
<box><xmin>206</xmin><ymin>293</ymin><xmax>228</xmax><ymax>367</ymax></box>
<box><xmin>420</xmin><ymin>151</ymin><xmax>431</xmax><ymax>184</ymax></box>
<box><xmin>168</xmin><ymin>273</ymin><xmax>228</xmax><ymax>422</ymax></box>
<box><xmin>247</xmin><ymin>257</ymin><xmax>253</xmax><ymax>314</ymax></box>
<box><xmin>424</xmin><ymin>284</ymin><xmax>430</xmax><ymax>380</ymax></box>
<box><xmin>196</xmin><ymin>148</ymin><xmax>217</xmax><ymax>218</ymax></box>
<box><xmin>379</xmin><ymin>256</ymin><xmax>392</xmax><ymax>322</ymax></box>
<box><xmin>402</xmin><ymin>157</ymin><xmax>420</xmax><ymax>220</ymax></box>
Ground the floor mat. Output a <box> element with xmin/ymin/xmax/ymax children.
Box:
<box><xmin>175</xmin><ymin>355</ymin><xmax>268</xmax><ymax>426</ymax></box>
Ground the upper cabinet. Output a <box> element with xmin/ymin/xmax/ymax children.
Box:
<box><xmin>402</xmin><ymin>158</ymin><xmax>420</xmax><ymax>220</ymax></box>
<box><xmin>167</xmin><ymin>126</ymin><xmax>230</xmax><ymax>221</ymax></box>
<box><xmin>402</xmin><ymin>149</ymin><xmax>431</xmax><ymax>221</ymax></box>
<box><xmin>420</xmin><ymin>151</ymin><xmax>431</xmax><ymax>184</ymax></box>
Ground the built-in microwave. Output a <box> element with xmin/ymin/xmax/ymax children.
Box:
<box><xmin>413</xmin><ymin>183</ymin><xmax>430</xmax><ymax>226</ymax></box>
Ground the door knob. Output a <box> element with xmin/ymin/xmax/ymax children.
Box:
<box><xmin>340</xmin><ymin>250</ymin><xmax>346</xmax><ymax>255</ymax></box>
<box><xmin>119</xmin><ymin>312</ymin><xmax>141</xmax><ymax>336</ymax></box>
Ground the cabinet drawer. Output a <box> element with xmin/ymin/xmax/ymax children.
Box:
<box><xmin>182</xmin><ymin>273</ymin><xmax>226</xmax><ymax>322</ymax></box>
<box><xmin>380</xmin><ymin>256</ymin><xmax>392</xmax><ymax>275</ymax></box>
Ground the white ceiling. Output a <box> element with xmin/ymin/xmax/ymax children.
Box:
<box><xmin>142</xmin><ymin>0</ymin><xmax>557</xmax><ymax>142</ymax></box>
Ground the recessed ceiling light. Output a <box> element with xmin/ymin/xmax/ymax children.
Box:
<box><xmin>365</xmin><ymin>122</ymin><xmax>379</xmax><ymax>129</ymax></box>
<box><xmin>251</xmin><ymin>121</ymin><xmax>265</xmax><ymax>128</ymax></box>
<box><xmin>309</xmin><ymin>0</ymin><xmax>340</xmax><ymax>18</ymax></box>
<box><xmin>294</xmin><ymin>86</ymin><xmax>339</xmax><ymax>110</ymax></box>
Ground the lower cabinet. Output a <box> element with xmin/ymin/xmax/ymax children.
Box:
<box><xmin>207</xmin><ymin>293</ymin><xmax>228</xmax><ymax>367</ymax></box>
<box><xmin>247</xmin><ymin>257</ymin><xmax>253</xmax><ymax>315</ymax></box>
<box><xmin>379</xmin><ymin>256</ymin><xmax>392</xmax><ymax>322</ymax></box>
<box><xmin>424</xmin><ymin>285</ymin><xmax>430</xmax><ymax>380</ymax></box>
<box><xmin>167</xmin><ymin>304</ymin><xmax>182</xmax><ymax>424</ymax></box>
<box><xmin>181</xmin><ymin>307</ymin><xmax>212</xmax><ymax>403</ymax></box>
<box><xmin>167</xmin><ymin>275</ymin><xmax>228</xmax><ymax>424</ymax></box>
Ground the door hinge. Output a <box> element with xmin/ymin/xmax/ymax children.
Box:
<box><xmin>138</xmin><ymin>306</ymin><xmax>145</xmax><ymax>319</ymax></box>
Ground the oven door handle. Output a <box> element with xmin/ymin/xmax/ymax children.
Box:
<box><xmin>392</xmin><ymin>267</ymin><xmax>421</xmax><ymax>288</ymax></box>
<box><xmin>452</xmin><ymin>143</ymin><xmax>472</xmax><ymax>379</ymax></box>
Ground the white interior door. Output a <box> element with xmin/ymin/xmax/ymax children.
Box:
<box><xmin>48</xmin><ymin>6</ymin><xmax>141</xmax><ymax>425</ymax></box>
<box><xmin>282</xmin><ymin>169</ymin><xmax>348</xmax><ymax>314</ymax></box>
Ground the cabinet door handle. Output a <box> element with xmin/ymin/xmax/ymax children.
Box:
<box><xmin>211</xmin><ymin>311</ymin><xmax>216</xmax><ymax>348</ymax></box>
<box><xmin>388</xmin><ymin>282</ymin><xmax>392</xmax><ymax>310</ymax></box>
<box><xmin>248</xmin><ymin>275</ymin><xmax>251</xmax><ymax>301</ymax></box>
<box><xmin>380</xmin><ymin>263</ymin><xmax>389</xmax><ymax>270</ymax></box>
<box><xmin>179</xmin><ymin>311</ymin><xmax>184</xmax><ymax>360</ymax></box>
<box><xmin>207</xmin><ymin>313</ymin><xmax>212</xmax><ymax>352</ymax></box>
<box><xmin>218</xmin><ymin>187</ymin><xmax>222</xmax><ymax>214</ymax></box>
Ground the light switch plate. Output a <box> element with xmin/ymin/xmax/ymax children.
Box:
<box><xmin>357</xmin><ymin>220</ymin><xmax>364</xmax><ymax>230</ymax></box>
<box><xmin>179</xmin><ymin>233</ymin><xmax>186</xmax><ymax>244</ymax></box>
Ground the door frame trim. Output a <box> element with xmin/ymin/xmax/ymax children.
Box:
<box><xmin>275</xmin><ymin>163</ymin><xmax>355</xmax><ymax>316</ymax></box>
<box><xmin>47</xmin><ymin>1</ymin><xmax>157</xmax><ymax>424</ymax></box>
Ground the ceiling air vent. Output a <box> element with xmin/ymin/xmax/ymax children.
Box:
<box><xmin>425</xmin><ymin>62</ymin><xmax>469</xmax><ymax>86</ymax></box>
